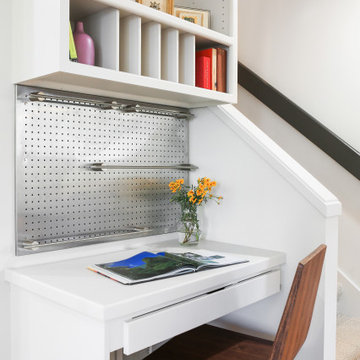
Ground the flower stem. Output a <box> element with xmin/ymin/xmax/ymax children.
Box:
<box><xmin>182</xmin><ymin>221</ymin><xmax>196</xmax><ymax>244</ymax></box>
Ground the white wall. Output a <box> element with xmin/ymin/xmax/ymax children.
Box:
<box><xmin>238</xmin><ymin>0</ymin><xmax>360</xmax><ymax>153</ymax></box>
<box><xmin>237</xmin><ymin>0</ymin><xmax>360</xmax><ymax>294</ymax></box>
<box><xmin>0</xmin><ymin>1</ymin><xmax>15</xmax><ymax>359</ymax></box>
<box><xmin>189</xmin><ymin>106</ymin><xmax>340</xmax><ymax>360</ymax></box>
<box><xmin>236</xmin><ymin>87</ymin><xmax>360</xmax><ymax>288</ymax></box>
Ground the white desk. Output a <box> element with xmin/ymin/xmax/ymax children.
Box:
<box><xmin>6</xmin><ymin>239</ymin><xmax>285</xmax><ymax>360</ymax></box>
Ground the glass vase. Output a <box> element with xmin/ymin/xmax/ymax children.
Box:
<box><xmin>178</xmin><ymin>221</ymin><xmax>201</xmax><ymax>246</ymax></box>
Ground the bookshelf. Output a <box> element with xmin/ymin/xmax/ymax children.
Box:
<box><xmin>12</xmin><ymin>0</ymin><xmax>237</xmax><ymax>108</ymax></box>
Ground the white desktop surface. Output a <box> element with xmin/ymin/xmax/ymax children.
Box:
<box><xmin>6</xmin><ymin>239</ymin><xmax>284</xmax><ymax>320</ymax></box>
<box><xmin>6</xmin><ymin>238</ymin><xmax>285</xmax><ymax>360</ymax></box>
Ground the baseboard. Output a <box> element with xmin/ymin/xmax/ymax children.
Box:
<box><xmin>337</xmin><ymin>269</ymin><xmax>360</xmax><ymax>317</ymax></box>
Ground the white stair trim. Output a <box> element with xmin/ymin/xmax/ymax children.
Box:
<box><xmin>338</xmin><ymin>268</ymin><xmax>360</xmax><ymax>318</ymax></box>
<box><xmin>209</xmin><ymin>104</ymin><xmax>342</xmax><ymax>218</ymax></box>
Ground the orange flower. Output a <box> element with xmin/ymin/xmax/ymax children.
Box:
<box><xmin>170</xmin><ymin>177</ymin><xmax>222</xmax><ymax>209</ymax></box>
<box><xmin>169</xmin><ymin>178</ymin><xmax>183</xmax><ymax>193</ymax></box>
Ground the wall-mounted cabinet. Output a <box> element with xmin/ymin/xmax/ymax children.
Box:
<box><xmin>12</xmin><ymin>0</ymin><xmax>237</xmax><ymax>108</ymax></box>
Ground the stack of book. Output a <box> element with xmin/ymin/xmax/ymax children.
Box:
<box><xmin>196</xmin><ymin>47</ymin><xmax>227</xmax><ymax>92</ymax></box>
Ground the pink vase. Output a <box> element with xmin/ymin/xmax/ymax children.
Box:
<box><xmin>73</xmin><ymin>21</ymin><xmax>95</xmax><ymax>65</ymax></box>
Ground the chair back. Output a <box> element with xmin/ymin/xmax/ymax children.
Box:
<box><xmin>269</xmin><ymin>244</ymin><xmax>327</xmax><ymax>360</ymax></box>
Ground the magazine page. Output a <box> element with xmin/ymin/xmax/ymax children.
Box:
<box><xmin>167</xmin><ymin>250</ymin><xmax>249</xmax><ymax>270</ymax></box>
<box><xmin>89</xmin><ymin>251</ymin><xmax>199</xmax><ymax>284</ymax></box>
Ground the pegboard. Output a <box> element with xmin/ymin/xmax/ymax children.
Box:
<box><xmin>16</xmin><ymin>86</ymin><xmax>190</xmax><ymax>255</ymax></box>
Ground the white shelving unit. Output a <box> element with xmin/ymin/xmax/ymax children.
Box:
<box><xmin>12</xmin><ymin>0</ymin><xmax>237</xmax><ymax>108</ymax></box>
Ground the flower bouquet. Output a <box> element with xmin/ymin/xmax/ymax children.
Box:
<box><xmin>169</xmin><ymin>177</ymin><xmax>223</xmax><ymax>245</ymax></box>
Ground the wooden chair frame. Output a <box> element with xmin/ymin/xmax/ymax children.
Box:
<box><xmin>146</xmin><ymin>244</ymin><xmax>327</xmax><ymax>360</ymax></box>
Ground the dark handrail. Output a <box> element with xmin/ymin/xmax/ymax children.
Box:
<box><xmin>238</xmin><ymin>62</ymin><xmax>360</xmax><ymax>181</ymax></box>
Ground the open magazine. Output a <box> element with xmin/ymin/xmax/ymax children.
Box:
<box><xmin>88</xmin><ymin>250</ymin><xmax>249</xmax><ymax>285</ymax></box>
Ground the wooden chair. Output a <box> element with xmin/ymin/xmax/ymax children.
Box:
<box><xmin>146</xmin><ymin>244</ymin><xmax>327</xmax><ymax>360</ymax></box>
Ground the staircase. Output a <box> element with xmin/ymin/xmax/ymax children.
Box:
<box><xmin>337</xmin><ymin>315</ymin><xmax>360</xmax><ymax>360</ymax></box>
<box><xmin>237</xmin><ymin>63</ymin><xmax>360</xmax><ymax>360</ymax></box>
<box><xmin>337</xmin><ymin>271</ymin><xmax>360</xmax><ymax>360</ymax></box>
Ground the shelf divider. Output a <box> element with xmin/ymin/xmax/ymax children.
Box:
<box><xmin>71</xmin><ymin>0</ymin><xmax>234</xmax><ymax>46</ymax></box>
<box><xmin>161</xmin><ymin>28</ymin><xmax>179</xmax><ymax>83</ymax></box>
<box><xmin>141</xmin><ymin>22</ymin><xmax>161</xmax><ymax>79</ymax></box>
<box><xmin>83</xmin><ymin>8</ymin><xmax>120</xmax><ymax>71</ymax></box>
<box><xmin>179</xmin><ymin>34</ymin><xmax>195</xmax><ymax>86</ymax></box>
<box><xmin>120</xmin><ymin>15</ymin><xmax>141</xmax><ymax>74</ymax></box>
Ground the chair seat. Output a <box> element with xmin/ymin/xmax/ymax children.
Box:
<box><xmin>146</xmin><ymin>325</ymin><xmax>273</xmax><ymax>360</ymax></box>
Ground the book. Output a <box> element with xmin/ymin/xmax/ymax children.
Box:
<box><xmin>196</xmin><ymin>56</ymin><xmax>211</xmax><ymax>89</ymax></box>
<box><xmin>88</xmin><ymin>250</ymin><xmax>249</xmax><ymax>285</ymax></box>
<box><xmin>69</xmin><ymin>22</ymin><xmax>78</xmax><ymax>62</ymax></box>
<box><xmin>196</xmin><ymin>48</ymin><xmax>217</xmax><ymax>90</ymax></box>
<box><xmin>216</xmin><ymin>48</ymin><xmax>227</xmax><ymax>93</ymax></box>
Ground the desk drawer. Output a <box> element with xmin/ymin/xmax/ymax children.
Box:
<box><xmin>123</xmin><ymin>270</ymin><xmax>280</xmax><ymax>354</ymax></box>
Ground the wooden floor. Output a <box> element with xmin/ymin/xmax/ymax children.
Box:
<box><xmin>146</xmin><ymin>325</ymin><xmax>274</xmax><ymax>360</ymax></box>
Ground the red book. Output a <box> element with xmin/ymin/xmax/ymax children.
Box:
<box><xmin>216</xmin><ymin>48</ymin><xmax>227</xmax><ymax>93</ymax></box>
<box><xmin>196</xmin><ymin>56</ymin><xmax>211</xmax><ymax>89</ymax></box>
<box><xmin>196</xmin><ymin>48</ymin><xmax>217</xmax><ymax>90</ymax></box>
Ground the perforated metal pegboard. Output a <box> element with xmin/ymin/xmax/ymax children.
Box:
<box><xmin>16</xmin><ymin>86</ymin><xmax>189</xmax><ymax>255</ymax></box>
